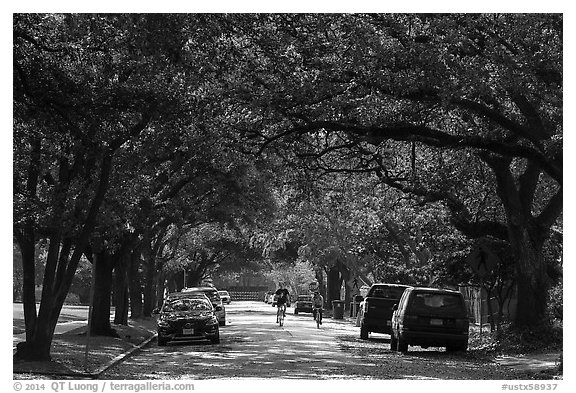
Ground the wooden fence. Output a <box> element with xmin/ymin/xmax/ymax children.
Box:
<box><xmin>229</xmin><ymin>291</ymin><xmax>265</xmax><ymax>301</ymax></box>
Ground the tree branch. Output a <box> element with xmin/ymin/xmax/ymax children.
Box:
<box><xmin>518</xmin><ymin>161</ymin><xmax>541</xmax><ymax>212</ymax></box>
<box><xmin>290</xmin><ymin>120</ymin><xmax>562</xmax><ymax>184</ymax></box>
<box><xmin>536</xmin><ymin>187</ymin><xmax>563</xmax><ymax>230</ymax></box>
<box><xmin>375</xmin><ymin>170</ymin><xmax>509</xmax><ymax>241</ymax></box>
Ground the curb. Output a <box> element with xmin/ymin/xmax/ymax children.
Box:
<box><xmin>13</xmin><ymin>332</ymin><xmax>157</xmax><ymax>379</ymax></box>
<box><xmin>84</xmin><ymin>333</ymin><xmax>157</xmax><ymax>378</ymax></box>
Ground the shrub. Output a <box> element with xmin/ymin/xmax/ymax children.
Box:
<box><xmin>547</xmin><ymin>280</ymin><xmax>563</xmax><ymax>321</ymax></box>
<box><xmin>64</xmin><ymin>293</ymin><xmax>81</xmax><ymax>305</ymax></box>
<box><xmin>468</xmin><ymin>321</ymin><xmax>562</xmax><ymax>355</ymax></box>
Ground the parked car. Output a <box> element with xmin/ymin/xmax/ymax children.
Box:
<box><xmin>294</xmin><ymin>294</ymin><xmax>313</xmax><ymax>315</ymax></box>
<box><xmin>272</xmin><ymin>293</ymin><xmax>279</xmax><ymax>307</ymax></box>
<box><xmin>218</xmin><ymin>290</ymin><xmax>231</xmax><ymax>304</ymax></box>
<box><xmin>390</xmin><ymin>287</ymin><xmax>469</xmax><ymax>352</ymax></box>
<box><xmin>358</xmin><ymin>283</ymin><xmax>411</xmax><ymax>339</ymax></box>
<box><xmin>264</xmin><ymin>291</ymin><xmax>274</xmax><ymax>303</ymax></box>
<box><xmin>153</xmin><ymin>292</ymin><xmax>220</xmax><ymax>346</ymax></box>
<box><xmin>181</xmin><ymin>286</ymin><xmax>226</xmax><ymax>326</ymax></box>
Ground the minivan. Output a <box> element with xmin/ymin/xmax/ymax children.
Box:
<box><xmin>390</xmin><ymin>287</ymin><xmax>469</xmax><ymax>352</ymax></box>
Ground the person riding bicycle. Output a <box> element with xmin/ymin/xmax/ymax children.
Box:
<box><xmin>312</xmin><ymin>291</ymin><xmax>324</xmax><ymax>325</ymax></box>
<box><xmin>274</xmin><ymin>284</ymin><xmax>291</xmax><ymax>321</ymax></box>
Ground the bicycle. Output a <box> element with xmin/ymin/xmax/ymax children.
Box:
<box><xmin>276</xmin><ymin>303</ymin><xmax>286</xmax><ymax>326</ymax></box>
<box><xmin>313</xmin><ymin>306</ymin><xmax>322</xmax><ymax>328</ymax></box>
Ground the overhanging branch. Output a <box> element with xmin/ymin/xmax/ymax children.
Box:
<box><xmin>289</xmin><ymin>121</ymin><xmax>562</xmax><ymax>184</ymax></box>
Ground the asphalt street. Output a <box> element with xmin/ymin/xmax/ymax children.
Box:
<box><xmin>99</xmin><ymin>301</ymin><xmax>519</xmax><ymax>380</ymax></box>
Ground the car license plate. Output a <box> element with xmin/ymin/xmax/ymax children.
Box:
<box><xmin>430</xmin><ymin>319</ymin><xmax>443</xmax><ymax>326</ymax></box>
<box><xmin>182</xmin><ymin>328</ymin><xmax>194</xmax><ymax>335</ymax></box>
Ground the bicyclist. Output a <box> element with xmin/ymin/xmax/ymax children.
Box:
<box><xmin>312</xmin><ymin>291</ymin><xmax>324</xmax><ymax>325</ymax></box>
<box><xmin>274</xmin><ymin>284</ymin><xmax>291</xmax><ymax>321</ymax></box>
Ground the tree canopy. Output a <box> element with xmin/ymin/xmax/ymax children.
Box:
<box><xmin>13</xmin><ymin>13</ymin><xmax>562</xmax><ymax>360</ymax></box>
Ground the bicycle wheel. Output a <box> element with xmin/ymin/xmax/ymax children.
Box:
<box><xmin>279</xmin><ymin>310</ymin><xmax>284</xmax><ymax>326</ymax></box>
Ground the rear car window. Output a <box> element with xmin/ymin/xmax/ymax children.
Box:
<box><xmin>297</xmin><ymin>295</ymin><xmax>310</xmax><ymax>301</ymax></box>
<box><xmin>369</xmin><ymin>286</ymin><xmax>406</xmax><ymax>299</ymax></box>
<box><xmin>206</xmin><ymin>291</ymin><xmax>220</xmax><ymax>302</ymax></box>
<box><xmin>409</xmin><ymin>293</ymin><xmax>465</xmax><ymax>314</ymax></box>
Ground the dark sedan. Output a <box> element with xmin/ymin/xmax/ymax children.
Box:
<box><xmin>294</xmin><ymin>294</ymin><xmax>313</xmax><ymax>314</ymax></box>
<box><xmin>154</xmin><ymin>293</ymin><xmax>221</xmax><ymax>346</ymax></box>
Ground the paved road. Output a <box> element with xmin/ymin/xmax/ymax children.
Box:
<box><xmin>100</xmin><ymin>301</ymin><xmax>514</xmax><ymax>380</ymax></box>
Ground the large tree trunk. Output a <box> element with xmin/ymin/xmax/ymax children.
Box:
<box><xmin>326</xmin><ymin>265</ymin><xmax>342</xmax><ymax>306</ymax></box>
<box><xmin>155</xmin><ymin>270</ymin><xmax>166</xmax><ymax>309</ymax></box>
<box><xmin>16</xmin><ymin>236</ymin><xmax>37</xmax><ymax>342</ymax></box>
<box><xmin>315</xmin><ymin>268</ymin><xmax>326</xmax><ymax>299</ymax></box>
<box><xmin>15</xmin><ymin>239</ymin><xmax>58</xmax><ymax>361</ymax></box>
<box><xmin>484</xmin><ymin>155</ymin><xmax>554</xmax><ymax>328</ymax></box>
<box><xmin>114</xmin><ymin>275</ymin><xmax>129</xmax><ymax>325</ymax></box>
<box><xmin>16</xmin><ymin>234</ymin><xmax>77</xmax><ymax>361</ymax></box>
<box><xmin>17</xmin><ymin>138</ymin><xmax>41</xmax><ymax>342</ymax></box>
<box><xmin>90</xmin><ymin>252</ymin><xmax>117</xmax><ymax>336</ymax></box>
<box><xmin>16</xmin><ymin>235</ymin><xmax>89</xmax><ymax>360</ymax></box>
<box><xmin>143</xmin><ymin>262</ymin><xmax>156</xmax><ymax>317</ymax></box>
<box><xmin>15</xmin><ymin>313</ymin><xmax>56</xmax><ymax>361</ymax></box>
<box><xmin>128</xmin><ymin>249</ymin><xmax>143</xmax><ymax>319</ymax></box>
<box><xmin>113</xmin><ymin>250</ymin><xmax>130</xmax><ymax>325</ymax></box>
<box><xmin>509</xmin><ymin>226</ymin><xmax>549</xmax><ymax>326</ymax></box>
<box><xmin>188</xmin><ymin>263</ymin><xmax>206</xmax><ymax>287</ymax></box>
<box><xmin>339</xmin><ymin>261</ymin><xmax>351</xmax><ymax>308</ymax></box>
<box><xmin>167</xmin><ymin>275</ymin><xmax>180</xmax><ymax>294</ymax></box>
<box><xmin>141</xmin><ymin>235</ymin><xmax>157</xmax><ymax>317</ymax></box>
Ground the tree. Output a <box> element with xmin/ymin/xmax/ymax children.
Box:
<box><xmin>13</xmin><ymin>13</ymin><xmax>217</xmax><ymax>360</ymax></box>
<box><xmin>216</xmin><ymin>14</ymin><xmax>562</xmax><ymax>327</ymax></box>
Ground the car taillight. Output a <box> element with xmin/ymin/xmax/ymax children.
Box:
<box><xmin>405</xmin><ymin>315</ymin><xmax>418</xmax><ymax>322</ymax></box>
<box><xmin>400</xmin><ymin>314</ymin><xmax>418</xmax><ymax>330</ymax></box>
<box><xmin>364</xmin><ymin>300</ymin><xmax>377</xmax><ymax>314</ymax></box>
<box><xmin>455</xmin><ymin>318</ymin><xmax>469</xmax><ymax>329</ymax></box>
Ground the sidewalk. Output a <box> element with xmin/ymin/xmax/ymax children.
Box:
<box><xmin>495</xmin><ymin>352</ymin><xmax>563</xmax><ymax>374</ymax></box>
<box><xmin>13</xmin><ymin>318</ymin><xmax>157</xmax><ymax>379</ymax></box>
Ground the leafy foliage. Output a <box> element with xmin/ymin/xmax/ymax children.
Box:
<box><xmin>547</xmin><ymin>280</ymin><xmax>563</xmax><ymax>321</ymax></box>
<box><xmin>13</xmin><ymin>14</ymin><xmax>562</xmax><ymax>362</ymax></box>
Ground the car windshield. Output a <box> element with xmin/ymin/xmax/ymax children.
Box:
<box><xmin>369</xmin><ymin>286</ymin><xmax>406</xmax><ymax>299</ymax></box>
<box><xmin>162</xmin><ymin>298</ymin><xmax>212</xmax><ymax>312</ymax></box>
<box><xmin>218</xmin><ymin>291</ymin><xmax>229</xmax><ymax>296</ymax></box>
<box><xmin>410</xmin><ymin>293</ymin><xmax>465</xmax><ymax>314</ymax></box>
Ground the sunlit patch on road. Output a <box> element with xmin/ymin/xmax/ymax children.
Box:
<box><xmin>100</xmin><ymin>301</ymin><xmax>517</xmax><ymax>380</ymax></box>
